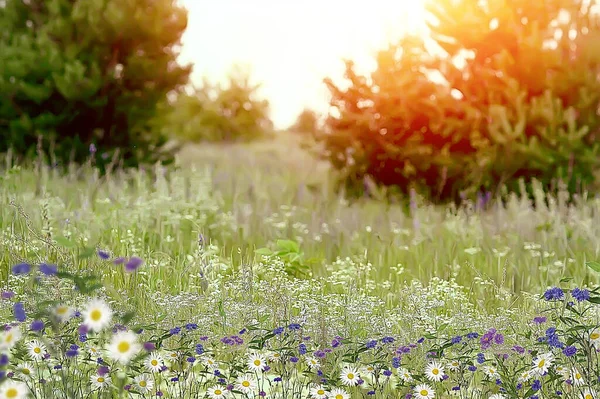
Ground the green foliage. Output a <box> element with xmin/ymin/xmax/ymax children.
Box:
<box><xmin>255</xmin><ymin>239</ymin><xmax>312</xmax><ymax>278</ymax></box>
<box><xmin>290</xmin><ymin>107</ymin><xmax>322</xmax><ymax>137</ymax></box>
<box><xmin>321</xmin><ymin>0</ymin><xmax>600</xmax><ymax>202</ymax></box>
<box><xmin>0</xmin><ymin>0</ymin><xmax>191</xmax><ymax>170</ymax></box>
<box><xmin>159</xmin><ymin>68</ymin><xmax>273</xmax><ymax>143</ymax></box>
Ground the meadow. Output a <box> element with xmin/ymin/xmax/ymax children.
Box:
<box><xmin>2</xmin><ymin>135</ymin><xmax>600</xmax><ymax>398</ymax></box>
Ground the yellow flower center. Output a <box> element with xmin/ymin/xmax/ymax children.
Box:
<box><xmin>420</xmin><ymin>390</ymin><xmax>428</xmax><ymax>396</ymax></box>
<box><xmin>90</xmin><ymin>309</ymin><xmax>102</xmax><ymax>322</ymax></box>
<box><xmin>6</xmin><ymin>388</ymin><xmax>18</xmax><ymax>398</ymax></box>
<box><xmin>34</xmin><ymin>347</ymin><xmax>41</xmax><ymax>354</ymax></box>
<box><xmin>214</xmin><ymin>389</ymin><xmax>222</xmax><ymax>395</ymax></box>
<box><xmin>347</xmin><ymin>373</ymin><xmax>354</xmax><ymax>379</ymax></box>
<box><xmin>576</xmin><ymin>373</ymin><xmax>582</xmax><ymax>379</ymax></box>
<box><xmin>97</xmin><ymin>377</ymin><xmax>105</xmax><ymax>383</ymax></box>
<box><xmin>253</xmin><ymin>359</ymin><xmax>261</xmax><ymax>366</ymax></box>
<box><xmin>586</xmin><ymin>395</ymin><xmax>592</xmax><ymax>399</ymax></box>
<box><xmin>22</xmin><ymin>368</ymin><xmax>30</xmax><ymax>375</ymax></box>
<box><xmin>336</xmin><ymin>395</ymin><xmax>343</xmax><ymax>399</ymax></box>
<box><xmin>242</xmin><ymin>381</ymin><xmax>250</xmax><ymax>387</ymax></box>
<box><xmin>151</xmin><ymin>360</ymin><xmax>158</xmax><ymax>366</ymax></box>
<box><xmin>117</xmin><ymin>341</ymin><xmax>130</xmax><ymax>353</ymax></box>
<box><xmin>538</xmin><ymin>359</ymin><xmax>545</xmax><ymax>368</ymax></box>
<box><xmin>139</xmin><ymin>381</ymin><xmax>147</xmax><ymax>387</ymax></box>
<box><xmin>5</xmin><ymin>333</ymin><xmax>13</xmax><ymax>343</ymax></box>
<box><xmin>432</xmin><ymin>369</ymin><xmax>439</xmax><ymax>375</ymax></box>
<box><xmin>57</xmin><ymin>307</ymin><xmax>67</xmax><ymax>315</ymax></box>
<box><xmin>317</xmin><ymin>389</ymin><xmax>325</xmax><ymax>395</ymax></box>
<box><xmin>592</xmin><ymin>333</ymin><xmax>600</xmax><ymax>340</ymax></box>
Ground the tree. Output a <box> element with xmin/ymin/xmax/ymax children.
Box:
<box><xmin>290</xmin><ymin>108</ymin><xmax>322</xmax><ymax>137</ymax></box>
<box><xmin>0</xmin><ymin>0</ymin><xmax>191</xmax><ymax>170</ymax></box>
<box><xmin>322</xmin><ymin>0</ymin><xmax>600</xmax><ymax>202</ymax></box>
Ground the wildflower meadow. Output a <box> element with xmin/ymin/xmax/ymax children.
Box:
<box><xmin>1</xmin><ymin>142</ymin><xmax>600</xmax><ymax>399</ymax></box>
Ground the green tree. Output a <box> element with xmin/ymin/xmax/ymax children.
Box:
<box><xmin>0</xmin><ymin>0</ymin><xmax>191</xmax><ymax>170</ymax></box>
<box><xmin>322</xmin><ymin>0</ymin><xmax>600</xmax><ymax>202</ymax></box>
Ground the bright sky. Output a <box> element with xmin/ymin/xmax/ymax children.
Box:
<box><xmin>178</xmin><ymin>0</ymin><xmax>429</xmax><ymax>128</ymax></box>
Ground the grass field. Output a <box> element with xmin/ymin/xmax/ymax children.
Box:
<box><xmin>2</xmin><ymin>134</ymin><xmax>600</xmax><ymax>398</ymax></box>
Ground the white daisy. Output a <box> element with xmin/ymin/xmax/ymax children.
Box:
<box><xmin>398</xmin><ymin>367</ymin><xmax>413</xmax><ymax>382</ymax></box>
<box><xmin>582</xmin><ymin>389</ymin><xmax>596</xmax><ymax>399</ymax></box>
<box><xmin>590</xmin><ymin>329</ymin><xmax>600</xmax><ymax>348</ymax></box>
<box><xmin>328</xmin><ymin>388</ymin><xmax>350</xmax><ymax>399</ymax></box>
<box><xmin>133</xmin><ymin>374</ymin><xmax>154</xmax><ymax>394</ymax></box>
<box><xmin>339</xmin><ymin>366</ymin><xmax>360</xmax><ymax>386</ymax></box>
<box><xmin>268</xmin><ymin>351</ymin><xmax>283</xmax><ymax>362</ymax></box>
<box><xmin>145</xmin><ymin>352</ymin><xmax>164</xmax><ymax>372</ymax></box>
<box><xmin>483</xmin><ymin>365</ymin><xmax>500</xmax><ymax>378</ymax></box>
<box><xmin>555</xmin><ymin>364</ymin><xmax>569</xmax><ymax>378</ymax></box>
<box><xmin>207</xmin><ymin>385</ymin><xmax>229</xmax><ymax>398</ymax></box>
<box><xmin>413</xmin><ymin>383</ymin><xmax>435</xmax><ymax>399</ymax></box>
<box><xmin>27</xmin><ymin>340</ymin><xmax>47</xmax><ymax>361</ymax></box>
<box><xmin>0</xmin><ymin>326</ymin><xmax>22</xmax><ymax>351</ymax></box>
<box><xmin>489</xmin><ymin>394</ymin><xmax>506</xmax><ymax>399</ymax></box>
<box><xmin>309</xmin><ymin>384</ymin><xmax>328</xmax><ymax>399</ymax></box>
<box><xmin>15</xmin><ymin>362</ymin><xmax>34</xmax><ymax>380</ymax></box>
<box><xmin>106</xmin><ymin>331</ymin><xmax>141</xmax><ymax>364</ymax></box>
<box><xmin>306</xmin><ymin>356</ymin><xmax>320</xmax><ymax>370</ymax></box>
<box><xmin>517</xmin><ymin>370</ymin><xmax>531</xmax><ymax>383</ymax></box>
<box><xmin>572</xmin><ymin>368</ymin><xmax>586</xmax><ymax>386</ymax></box>
<box><xmin>82</xmin><ymin>299</ymin><xmax>112</xmax><ymax>332</ymax></box>
<box><xmin>361</xmin><ymin>364</ymin><xmax>376</xmax><ymax>376</ymax></box>
<box><xmin>0</xmin><ymin>380</ymin><xmax>29</xmax><ymax>399</ymax></box>
<box><xmin>90</xmin><ymin>374</ymin><xmax>111</xmax><ymax>390</ymax></box>
<box><xmin>235</xmin><ymin>374</ymin><xmax>256</xmax><ymax>394</ymax></box>
<box><xmin>425</xmin><ymin>361</ymin><xmax>444</xmax><ymax>382</ymax></box>
<box><xmin>52</xmin><ymin>304</ymin><xmax>74</xmax><ymax>323</ymax></box>
<box><xmin>165</xmin><ymin>350</ymin><xmax>182</xmax><ymax>364</ymax></box>
<box><xmin>531</xmin><ymin>352</ymin><xmax>553</xmax><ymax>376</ymax></box>
<box><xmin>247</xmin><ymin>353</ymin><xmax>267</xmax><ymax>372</ymax></box>
<box><xmin>447</xmin><ymin>359</ymin><xmax>460</xmax><ymax>371</ymax></box>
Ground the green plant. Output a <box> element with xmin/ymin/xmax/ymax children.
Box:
<box><xmin>256</xmin><ymin>239</ymin><xmax>312</xmax><ymax>278</ymax></box>
<box><xmin>0</xmin><ymin>0</ymin><xmax>191</xmax><ymax>171</ymax></box>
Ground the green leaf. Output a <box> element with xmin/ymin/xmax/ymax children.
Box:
<box><xmin>79</xmin><ymin>246</ymin><xmax>96</xmax><ymax>259</ymax></box>
<box><xmin>55</xmin><ymin>236</ymin><xmax>76</xmax><ymax>248</ymax></box>
<box><xmin>255</xmin><ymin>248</ymin><xmax>272</xmax><ymax>256</ymax></box>
<box><xmin>586</xmin><ymin>261</ymin><xmax>600</xmax><ymax>273</ymax></box>
<box><xmin>276</xmin><ymin>239</ymin><xmax>299</xmax><ymax>253</ymax></box>
<box><xmin>587</xmin><ymin>296</ymin><xmax>600</xmax><ymax>304</ymax></box>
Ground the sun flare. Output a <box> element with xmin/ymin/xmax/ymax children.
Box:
<box><xmin>179</xmin><ymin>0</ymin><xmax>429</xmax><ymax>127</ymax></box>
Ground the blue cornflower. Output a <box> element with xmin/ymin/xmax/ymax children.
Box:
<box><xmin>273</xmin><ymin>327</ymin><xmax>284</xmax><ymax>335</ymax></box>
<box><xmin>274</xmin><ymin>377</ymin><xmax>282</xmax><ymax>382</ymax></box>
<box><xmin>186</xmin><ymin>357</ymin><xmax>195</xmax><ymax>363</ymax></box>
<box><xmin>543</xmin><ymin>287</ymin><xmax>564</xmax><ymax>301</ymax></box>
<box><xmin>477</xmin><ymin>353</ymin><xmax>485</xmax><ymax>364</ymax></box>
<box><xmin>452</xmin><ymin>386</ymin><xmax>460</xmax><ymax>391</ymax></box>
<box><xmin>466</xmin><ymin>332</ymin><xmax>479</xmax><ymax>339</ymax></box>
<box><xmin>66</xmin><ymin>345</ymin><xmax>79</xmax><ymax>357</ymax></box>
<box><xmin>97</xmin><ymin>250</ymin><xmax>110</xmax><ymax>260</ymax></box>
<box><xmin>533</xmin><ymin>316</ymin><xmax>547</xmax><ymax>324</ymax></box>
<box><xmin>39</xmin><ymin>263</ymin><xmax>58</xmax><ymax>276</ymax></box>
<box><xmin>0</xmin><ymin>354</ymin><xmax>8</xmax><ymax>366</ymax></box>
<box><xmin>468</xmin><ymin>365</ymin><xmax>477</xmax><ymax>372</ymax></box>
<box><xmin>451</xmin><ymin>336</ymin><xmax>462</xmax><ymax>344</ymax></box>
<box><xmin>288</xmin><ymin>323</ymin><xmax>301</xmax><ymax>330</ymax></box>
<box><xmin>290</xmin><ymin>357</ymin><xmax>299</xmax><ymax>363</ymax></box>
<box><xmin>195</xmin><ymin>344</ymin><xmax>204</xmax><ymax>355</ymax></box>
<box><xmin>383</xmin><ymin>369</ymin><xmax>392</xmax><ymax>377</ymax></box>
<box><xmin>512</xmin><ymin>345</ymin><xmax>525</xmax><ymax>354</ymax></box>
<box><xmin>367</xmin><ymin>391</ymin><xmax>376</xmax><ymax>395</ymax></box>
<box><xmin>392</xmin><ymin>357</ymin><xmax>401</xmax><ymax>368</ymax></box>
<box><xmin>381</xmin><ymin>336</ymin><xmax>395</xmax><ymax>344</ymax></box>
<box><xmin>79</xmin><ymin>334</ymin><xmax>87</xmax><ymax>343</ymax></box>
<box><xmin>12</xmin><ymin>263</ymin><xmax>31</xmax><ymax>275</ymax></box>
<box><xmin>417</xmin><ymin>337</ymin><xmax>425</xmax><ymax>343</ymax></box>
<box><xmin>30</xmin><ymin>320</ymin><xmax>44</xmax><ymax>332</ymax></box>
<box><xmin>572</xmin><ymin>288</ymin><xmax>590</xmax><ymax>302</ymax></box>
<box><xmin>532</xmin><ymin>380</ymin><xmax>541</xmax><ymax>391</ymax></box>
<box><xmin>314</xmin><ymin>350</ymin><xmax>326</xmax><ymax>358</ymax></box>
<box><xmin>171</xmin><ymin>377</ymin><xmax>179</xmax><ymax>382</ymax></box>
<box><xmin>169</xmin><ymin>327</ymin><xmax>181</xmax><ymax>336</ymax></box>
<box><xmin>298</xmin><ymin>343</ymin><xmax>307</xmax><ymax>355</ymax></box>
<box><xmin>125</xmin><ymin>256</ymin><xmax>143</xmax><ymax>272</ymax></box>
<box><xmin>14</xmin><ymin>302</ymin><xmax>26</xmax><ymax>322</ymax></box>
<box><xmin>331</xmin><ymin>338</ymin><xmax>341</xmax><ymax>348</ymax></box>
<box><xmin>366</xmin><ymin>340</ymin><xmax>377</xmax><ymax>349</ymax></box>
<box><xmin>185</xmin><ymin>323</ymin><xmax>198</xmax><ymax>330</ymax></box>
<box><xmin>239</xmin><ymin>328</ymin><xmax>247</xmax><ymax>334</ymax></box>
<box><xmin>317</xmin><ymin>370</ymin><xmax>323</xmax><ymax>377</ymax></box>
<box><xmin>563</xmin><ymin>346</ymin><xmax>577</xmax><ymax>357</ymax></box>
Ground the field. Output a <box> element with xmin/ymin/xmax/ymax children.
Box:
<box><xmin>2</xmin><ymin>134</ymin><xmax>600</xmax><ymax>398</ymax></box>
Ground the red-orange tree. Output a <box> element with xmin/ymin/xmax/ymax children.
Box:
<box><xmin>322</xmin><ymin>0</ymin><xmax>600</xmax><ymax>202</ymax></box>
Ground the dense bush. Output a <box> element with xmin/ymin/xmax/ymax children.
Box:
<box><xmin>290</xmin><ymin>108</ymin><xmax>323</xmax><ymax>138</ymax></box>
<box><xmin>321</xmin><ymin>0</ymin><xmax>600</xmax><ymax>202</ymax></box>
<box><xmin>159</xmin><ymin>68</ymin><xmax>273</xmax><ymax>143</ymax></box>
<box><xmin>0</xmin><ymin>0</ymin><xmax>191</xmax><ymax>171</ymax></box>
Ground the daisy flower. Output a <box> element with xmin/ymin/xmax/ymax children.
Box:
<box><xmin>165</xmin><ymin>350</ymin><xmax>182</xmax><ymax>364</ymax></box>
<box><xmin>207</xmin><ymin>385</ymin><xmax>229</xmax><ymax>399</ymax></box>
<box><xmin>106</xmin><ymin>331</ymin><xmax>141</xmax><ymax>364</ymax></box>
<box><xmin>339</xmin><ymin>366</ymin><xmax>360</xmax><ymax>386</ymax></box>
<box><xmin>269</xmin><ymin>351</ymin><xmax>283</xmax><ymax>362</ymax></box>
<box><xmin>145</xmin><ymin>352</ymin><xmax>164</xmax><ymax>372</ymax></box>
<box><xmin>87</xmin><ymin>344</ymin><xmax>102</xmax><ymax>358</ymax></box>
<box><xmin>53</xmin><ymin>305</ymin><xmax>74</xmax><ymax>323</ymax></box>
<box><xmin>15</xmin><ymin>363</ymin><xmax>34</xmax><ymax>380</ymax></box>
<box><xmin>572</xmin><ymin>368</ymin><xmax>586</xmax><ymax>386</ymax></box>
<box><xmin>82</xmin><ymin>299</ymin><xmax>112</xmax><ymax>332</ymax></box>
<box><xmin>306</xmin><ymin>356</ymin><xmax>320</xmax><ymax>370</ymax></box>
<box><xmin>361</xmin><ymin>364</ymin><xmax>376</xmax><ymax>376</ymax></box>
<box><xmin>90</xmin><ymin>374</ymin><xmax>111</xmax><ymax>390</ymax></box>
<box><xmin>328</xmin><ymin>388</ymin><xmax>350</xmax><ymax>399</ymax></box>
<box><xmin>133</xmin><ymin>374</ymin><xmax>154</xmax><ymax>394</ymax></box>
<box><xmin>309</xmin><ymin>384</ymin><xmax>328</xmax><ymax>399</ymax></box>
<box><xmin>413</xmin><ymin>383</ymin><xmax>435</xmax><ymax>399</ymax></box>
<box><xmin>582</xmin><ymin>389</ymin><xmax>596</xmax><ymax>399</ymax></box>
<box><xmin>555</xmin><ymin>364</ymin><xmax>569</xmax><ymax>378</ymax></box>
<box><xmin>531</xmin><ymin>352</ymin><xmax>553</xmax><ymax>376</ymax></box>
<box><xmin>483</xmin><ymin>365</ymin><xmax>500</xmax><ymax>378</ymax></box>
<box><xmin>201</xmin><ymin>356</ymin><xmax>219</xmax><ymax>369</ymax></box>
<box><xmin>517</xmin><ymin>370</ymin><xmax>531</xmax><ymax>383</ymax></box>
<box><xmin>590</xmin><ymin>329</ymin><xmax>600</xmax><ymax>348</ymax></box>
<box><xmin>0</xmin><ymin>380</ymin><xmax>29</xmax><ymax>399</ymax></box>
<box><xmin>247</xmin><ymin>353</ymin><xmax>267</xmax><ymax>372</ymax></box>
<box><xmin>447</xmin><ymin>359</ymin><xmax>460</xmax><ymax>371</ymax></box>
<box><xmin>0</xmin><ymin>326</ymin><xmax>22</xmax><ymax>351</ymax></box>
<box><xmin>425</xmin><ymin>361</ymin><xmax>444</xmax><ymax>382</ymax></box>
<box><xmin>27</xmin><ymin>340</ymin><xmax>47</xmax><ymax>361</ymax></box>
<box><xmin>235</xmin><ymin>374</ymin><xmax>257</xmax><ymax>394</ymax></box>
<box><xmin>398</xmin><ymin>367</ymin><xmax>413</xmax><ymax>382</ymax></box>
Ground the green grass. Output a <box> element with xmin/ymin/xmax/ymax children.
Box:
<box><xmin>1</xmin><ymin>133</ymin><xmax>598</xmax><ymax>321</ymax></box>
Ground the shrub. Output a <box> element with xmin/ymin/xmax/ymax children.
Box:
<box><xmin>290</xmin><ymin>108</ymin><xmax>323</xmax><ymax>138</ymax></box>
<box><xmin>0</xmin><ymin>0</ymin><xmax>191</xmax><ymax>171</ymax></box>
<box><xmin>321</xmin><ymin>0</ymin><xmax>600</xmax><ymax>203</ymax></box>
<box><xmin>160</xmin><ymin>68</ymin><xmax>273</xmax><ymax>143</ymax></box>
